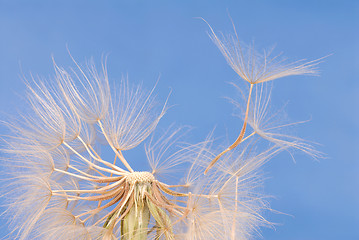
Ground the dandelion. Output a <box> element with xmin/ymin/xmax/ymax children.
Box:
<box><xmin>1</xmin><ymin>23</ymin><xmax>321</xmax><ymax>240</ymax></box>
<box><xmin>204</xmin><ymin>22</ymin><xmax>322</xmax><ymax>173</ymax></box>
<box><xmin>1</xmin><ymin>57</ymin><xmax>273</xmax><ymax>240</ymax></box>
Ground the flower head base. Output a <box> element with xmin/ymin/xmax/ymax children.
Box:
<box><xmin>125</xmin><ymin>172</ymin><xmax>155</xmax><ymax>185</ymax></box>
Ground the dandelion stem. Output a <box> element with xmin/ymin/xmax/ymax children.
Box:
<box><xmin>53</xmin><ymin>188</ymin><xmax>119</xmax><ymax>201</ymax></box>
<box><xmin>84</xmin><ymin>190</ymin><xmax>133</xmax><ymax>224</ymax></box>
<box><xmin>157</xmin><ymin>182</ymin><xmax>188</xmax><ymax>197</ymax></box>
<box><xmin>172</xmin><ymin>193</ymin><xmax>192</xmax><ymax>226</ymax></box>
<box><xmin>205</xmin><ymin>83</ymin><xmax>254</xmax><ymax>174</ymax></box>
<box><xmin>218</xmin><ymin>198</ymin><xmax>230</xmax><ymax>236</ymax></box>
<box><xmin>52</xmin><ymin>178</ymin><xmax>124</xmax><ymax>194</ymax></box>
<box><xmin>97</xmin><ymin>120</ymin><xmax>134</xmax><ymax>173</ymax></box>
<box><xmin>91</xmin><ymin>167</ymin><xmax>107</xmax><ymax>177</ymax></box>
<box><xmin>54</xmin><ymin>168</ymin><xmax>122</xmax><ymax>183</ymax></box>
<box><xmin>54</xmin><ymin>168</ymin><xmax>101</xmax><ymax>182</ymax></box>
<box><xmin>86</xmin><ymin>145</ymin><xmax>107</xmax><ymax>177</ymax></box>
<box><xmin>75</xmin><ymin>186</ymin><xmax>125</xmax><ymax>219</ymax></box>
<box><xmin>161</xmin><ymin>184</ymin><xmax>190</xmax><ymax>188</ymax></box>
<box><xmin>231</xmin><ymin>176</ymin><xmax>239</xmax><ymax>240</ymax></box>
<box><xmin>241</xmin><ymin>131</ymin><xmax>256</xmax><ymax>143</ymax></box>
<box><xmin>98</xmin><ymin>155</ymin><xmax>119</xmax><ymax>208</ymax></box>
<box><xmin>191</xmin><ymin>193</ymin><xmax>219</xmax><ymax>199</ymax></box>
<box><xmin>77</xmin><ymin>135</ymin><xmax>127</xmax><ymax>173</ymax></box>
<box><xmin>68</xmin><ymin>164</ymin><xmax>105</xmax><ymax>179</ymax></box>
<box><xmin>62</xmin><ymin>141</ymin><xmax>123</xmax><ymax>175</ymax></box>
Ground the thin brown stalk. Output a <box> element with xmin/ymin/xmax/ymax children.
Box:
<box><xmin>231</xmin><ymin>176</ymin><xmax>239</xmax><ymax>240</ymax></box>
<box><xmin>97</xmin><ymin>120</ymin><xmax>134</xmax><ymax>173</ymax></box>
<box><xmin>63</xmin><ymin>141</ymin><xmax>123</xmax><ymax>175</ymax></box>
<box><xmin>77</xmin><ymin>136</ymin><xmax>127</xmax><ymax>173</ymax></box>
<box><xmin>205</xmin><ymin>83</ymin><xmax>254</xmax><ymax>174</ymax></box>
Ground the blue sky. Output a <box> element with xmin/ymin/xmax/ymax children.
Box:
<box><xmin>0</xmin><ymin>1</ymin><xmax>358</xmax><ymax>239</ymax></box>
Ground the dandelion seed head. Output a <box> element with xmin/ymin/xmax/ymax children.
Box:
<box><xmin>1</xmin><ymin>21</ymin><xmax>321</xmax><ymax>239</ymax></box>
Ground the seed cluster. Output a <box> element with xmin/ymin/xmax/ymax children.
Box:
<box><xmin>126</xmin><ymin>171</ymin><xmax>155</xmax><ymax>185</ymax></box>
